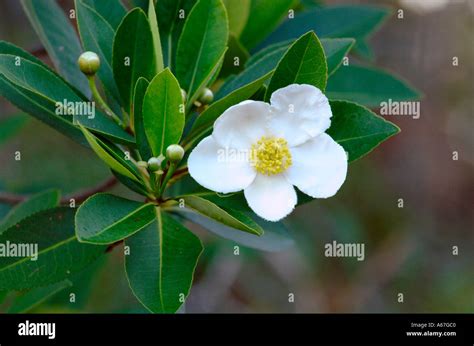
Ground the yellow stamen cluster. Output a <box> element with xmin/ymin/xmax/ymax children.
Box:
<box><xmin>250</xmin><ymin>136</ymin><xmax>292</xmax><ymax>175</ymax></box>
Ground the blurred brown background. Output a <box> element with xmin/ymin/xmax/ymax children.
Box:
<box><xmin>0</xmin><ymin>0</ymin><xmax>472</xmax><ymax>313</ymax></box>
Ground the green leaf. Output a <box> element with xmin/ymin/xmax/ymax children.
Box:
<box><xmin>240</xmin><ymin>0</ymin><xmax>294</xmax><ymax>50</ymax></box>
<box><xmin>125</xmin><ymin>208</ymin><xmax>203</xmax><ymax>313</ymax></box>
<box><xmin>220</xmin><ymin>34</ymin><xmax>249</xmax><ymax>78</ymax></box>
<box><xmin>0</xmin><ymin>113</ymin><xmax>28</xmax><ymax>145</ymax></box>
<box><xmin>111</xmin><ymin>170</ymin><xmax>149</xmax><ymax>197</ymax></box>
<box><xmin>75</xmin><ymin>0</ymin><xmax>121</xmax><ymax>103</ymax></box>
<box><xmin>20</xmin><ymin>0</ymin><xmax>90</xmax><ymax>97</ymax></box>
<box><xmin>132</xmin><ymin>77</ymin><xmax>152</xmax><ymax>160</ymax></box>
<box><xmin>326</xmin><ymin>65</ymin><xmax>421</xmax><ymax>107</ymax></box>
<box><xmin>327</xmin><ymin>100</ymin><xmax>400</xmax><ymax>162</ymax></box>
<box><xmin>265</xmin><ymin>31</ymin><xmax>327</xmax><ymax>101</ymax></box>
<box><xmin>260</xmin><ymin>5</ymin><xmax>390</xmax><ymax>51</ymax></box>
<box><xmin>188</xmin><ymin>71</ymin><xmax>271</xmax><ymax>144</ymax></box>
<box><xmin>148</xmin><ymin>0</ymin><xmax>164</xmax><ymax>73</ymax></box>
<box><xmin>175</xmin><ymin>0</ymin><xmax>228</xmax><ymax>107</ymax></box>
<box><xmin>82</xmin><ymin>0</ymin><xmax>126</xmax><ymax>30</ymax></box>
<box><xmin>142</xmin><ymin>68</ymin><xmax>184</xmax><ymax>157</ymax></box>
<box><xmin>0</xmin><ymin>189</ymin><xmax>60</xmax><ymax>234</ymax></box>
<box><xmin>0</xmin><ymin>41</ymin><xmax>90</xmax><ymax>98</ymax></box>
<box><xmin>0</xmin><ymin>54</ymin><xmax>134</xmax><ymax>146</ymax></box>
<box><xmin>216</xmin><ymin>44</ymin><xmax>287</xmax><ymax>99</ymax></box>
<box><xmin>223</xmin><ymin>0</ymin><xmax>250</xmax><ymax>38</ymax></box>
<box><xmin>156</xmin><ymin>0</ymin><xmax>197</xmax><ymax>69</ymax></box>
<box><xmin>8</xmin><ymin>280</ymin><xmax>71</xmax><ymax>313</ymax></box>
<box><xmin>75</xmin><ymin>193</ymin><xmax>156</xmax><ymax>244</ymax></box>
<box><xmin>0</xmin><ymin>290</ymin><xmax>7</xmax><ymax>304</ymax></box>
<box><xmin>178</xmin><ymin>195</ymin><xmax>263</xmax><ymax>235</ymax></box>
<box><xmin>113</xmin><ymin>8</ymin><xmax>156</xmax><ymax>113</ymax></box>
<box><xmin>353</xmin><ymin>39</ymin><xmax>375</xmax><ymax>61</ymax></box>
<box><xmin>78</xmin><ymin>125</ymin><xmax>141</xmax><ymax>182</ymax></box>
<box><xmin>322</xmin><ymin>38</ymin><xmax>354</xmax><ymax>76</ymax></box>
<box><xmin>0</xmin><ymin>207</ymin><xmax>105</xmax><ymax>290</ymax></box>
<box><xmin>217</xmin><ymin>37</ymin><xmax>351</xmax><ymax>99</ymax></box>
<box><xmin>183</xmin><ymin>211</ymin><xmax>294</xmax><ymax>252</ymax></box>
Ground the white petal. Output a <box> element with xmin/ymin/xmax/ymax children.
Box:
<box><xmin>213</xmin><ymin>100</ymin><xmax>271</xmax><ymax>149</ymax></box>
<box><xmin>188</xmin><ymin>136</ymin><xmax>256</xmax><ymax>193</ymax></box>
<box><xmin>244</xmin><ymin>174</ymin><xmax>297</xmax><ymax>222</ymax></box>
<box><xmin>285</xmin><ymin>133</ymin><xmax>347</xmax><ymax>198</ymax></box>
<box><xmin>269</xmin><ymin>84</ymin><xmax>332</xmax><ymax>146</ymax></box>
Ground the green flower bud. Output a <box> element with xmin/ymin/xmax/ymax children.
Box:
<box><xmin>78</xmin><ymin>51</ymin><xmax>100</xmax><ymax>76</ymax></box>
<box><xmin>180</xmin><ymin>88</ymin><xmax>187</xmax><ymax>103</ymax></box>
<box><xmin>147</xmin><ymin>157</ymin><xmax>162</xmax><ymax>172</ymax></box>
<box><xmin>198</xmin><ymin>88</ymin><xmax>214</xmax><ymax>105</ymax></box>
<box><xmin>166</xmin><ymin>144</ymin><xmax>185</xmax><ymax>163</ymax></box>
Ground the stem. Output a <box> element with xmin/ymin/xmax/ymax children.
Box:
<box><xmin>87</xmin><ymin>76</ymin><xmax>124</xmax><ymax>128</ymax></box>
<box><xmin>158</xmin><ymin>162</ymin><xmax>178</xmax><ymax>197</ymax></box>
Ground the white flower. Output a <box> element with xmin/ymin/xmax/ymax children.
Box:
<box><xmin>188</xmin><ymin>84</ymin><xmax>348</xmax><ymax>222</ymax></box>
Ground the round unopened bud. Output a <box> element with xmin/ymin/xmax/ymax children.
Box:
<box><xmin>198</xmin><ymin>88</ymin><xmax>214</xmax><ymax>105</ymax></box>
<box><xmin>180</xmin><ymin>88</ymin><xmax>187</xmax><ymax>102</ymax></box>
<box><xmin>78</xmin><ymin>51</ymin><xmax>100</xmax><ymax>76</ymax></box>
<box><xmin>166</xmin><ymin>144</ymin><xmax>185</xmax><ymax>163</ymax></box>
<box><xmin>147</xmin><ymin>157</ymin><xmax>162</xmax><ymax>171</ymax></box>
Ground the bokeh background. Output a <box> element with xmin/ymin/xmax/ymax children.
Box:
<box><xmin>0</xmin><ymin>0</ymin><xmax>472</xmax><ymax>313</ymax></box>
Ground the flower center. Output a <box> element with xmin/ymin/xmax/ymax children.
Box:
<box><xmin>250</xmin><ymin>136</ymin><xmax>292</xmax><ymax>175</ymax></box>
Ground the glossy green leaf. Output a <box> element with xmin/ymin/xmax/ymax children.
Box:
<box><xmin>326</xmin><ymin>65</ymin><xmax>421</xmax><ymax>107</ymax></box>
<box><xmin>0</xmin><ymin>290</ymin><xmax>7</xmax><ymax>304</ymax></box>
<box><xmin>260</xmin><ymin>5</ymin><xmax>390</xmax><ymax>51</ymax></box>
<box><xmin>148</xmin><ymin>0</ymin><xmax>164</xmax><ymax>73</ymax></box>
<box><xmin>8</xmin><ymin>280</ymin><xmax>71</xmax><ymax>313</ymax></box>
<box><xmin>0</xmin><ymin>41</ymin><xmax>49</xmax><ymax>70</ymax></box>
<box><xmin>132</xmin><ymin>77</ymin><xmax>152</xmax><ymax>160</ymax></box>
<box><xmin>82</xmin><ymin>0</ymin><xmax>126</xmax><ymax>30</ymax></box>
<box><xmin>113</xmin><ymin>8</ymin><xmax>156</xmax><ymax>113</ymax></box>
<box><xmin>189</xmin><ymin>71</ymin><xmax>271</xmax><ymax>144</ymax></box>
<box><xmin>183</xmin><ymin>210</ymin><xmax>294</xmax><ymax>252</ymax></box>
<box><xmin>78</xmin><ymin>125</ymin><xmax>141</xmax><ymax>182</ymax></box>
<box><xmin>0</xmin><ymin>41</ymin><xmax>89</xmax><ymax>98</ymax></box>
<box><xmin>0</xmin><ymin>189</ymin><xmax>60</xmax><ymax>234</ymax></box>
<box><xmin>125</xmin><ymin>208</ymin><xmax>203</xmax><ymax>313</ymax></box>
<box><xmin>175</xmin><ymin>0</ymin><xmax>228</xmax><ymax>106</ymax></box>
<box><xmin>142</xmin><ymin>69</ymin><xmax>184</xmax><ymax>157</ymax></box>
<box><xmin>20</xmin><ymin>0</ymin><xmax>90</xmax><ymax>97</ymax></box>
<box><xmin>0</xmin><ymin>207</ymin><xmax>105</xmax><ymax>290</ymax></box>
<box><xmin>266</xmin><ymin>31</ymin><xmax>327</xmax><ymax>101</ymax></box>
<box><xmin>0</xmin><ymin>54</ymin><xmax>134</xmax><ymax>146</ymax></box>
<box><xmin>223</xmin><ymin>0</ymin><xmax>250</xmax><ymax>38</ymax></box>
<box><xmin>353</xmin><ymin>39</ymin><xmax>375</xmax><ymax>61</ymax></box>
<box><xmin>156</xmin><ymin>0</ymin><xmax>197</xmax><ymax>69</ymax></box>
<box><xmin>327</xmin><ymin>100</ymin><xmax>400</xmax><ymax>162</ymax></box>
<box><xmin>112</xmin><ymin>170</ymin><xmax>150</xmax><ymax>197</ymax></box>
<box><xmin>76</xmin><ymin>0</ymin><xmax>121</xmax><ymax>102</ymax></box>
<box><xmin>322</xmin><ymin>38</ymin><xmax>354</xmax><ymax>75</ymax></box>
<box><xmin>217</xmin><ymin>38</ymin><xmax>351</xmax><ymax>99</ymax></box>
<box><xmin>76</xmin><ymin>193</ymin><xmax>155</xmax><ymax>244</ymax></box>
<box><xmin>240</xmin><ymin>0</ymin><xmax>294</xmax><ymax>50</ymax></box>
<box><xmin>0</xmin><ymin>113</ymin><xmax>28</xmax><ymax>145</ymax></box>
<box><xmin>179</xmin><ymin>195</ymin><xmax>263</xmax><ymax>235</ymax></box>
<box><xmin>220</xmin><ymin>34</ymin><xmax>249</xmax><ymax>78</ymax></box>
